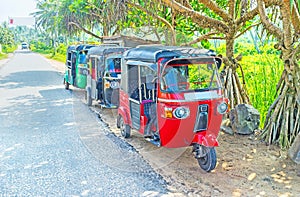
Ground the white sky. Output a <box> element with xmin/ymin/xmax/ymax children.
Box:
<box><xmin>0</xmin><ymin>0</ymin><xmax>37</xmax><ymax>23</ymax></box>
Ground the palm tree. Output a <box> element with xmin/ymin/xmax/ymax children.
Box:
<box><xmin>33</xmin><ymin>0</ymin><xmax>61</xmax><ymax>49</ymax></box>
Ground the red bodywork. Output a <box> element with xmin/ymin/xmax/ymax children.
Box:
<box><xmin>156</xmin><ymin>90</ymin><xmax>224</xmax><ymax>148</ymax></box>
<box><xmin>118</xmin><ymin>88</ymin><xmax>226</xmax><ymax>148</ymax></box>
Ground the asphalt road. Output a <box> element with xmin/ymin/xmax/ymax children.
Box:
<box><xmin>0</xmin><ymin>51</ymin><xmax>168</xmax><ymax>196</ymax></box>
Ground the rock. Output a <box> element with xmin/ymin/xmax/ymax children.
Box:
<box><xmin>288</xmin><ymin>133</ymin><xmax>300</xmax><ymax>164</ymax></box>
<box><xmin>220</xmin><ymin>125</ymin><xmax>234</xmax><ymax>135</ymax></box>
<box><xmin>229</xmin><ymin>104</ymin><xmax>260</xmax><ymax>135</ymax></box>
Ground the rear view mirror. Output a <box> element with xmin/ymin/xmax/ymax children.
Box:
<box><xmin>215</xmin><ymin>58</ymin><xmax>222</xmax><ymax>69</ymax></box>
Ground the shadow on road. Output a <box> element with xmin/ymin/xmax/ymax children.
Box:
<box><xmin>0</xmin><ymin>71</ymin><xmax>63</xmax><ymax>89</ymax></box>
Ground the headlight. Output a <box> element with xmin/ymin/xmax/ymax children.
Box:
<box><xmin>217</xmin><ymin>102</ymin><xmax>228</xmax><ymax>114</ymax></box>
<box><xmin>173</xmin><ymin>107</ymin><xmax>190</xmax><ymax>119</ymax></box>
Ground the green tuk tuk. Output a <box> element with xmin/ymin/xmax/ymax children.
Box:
<box><xmin>64</xmin><ymin>44</ymin><xmax>95</xmax><ymax>89</ymax></box>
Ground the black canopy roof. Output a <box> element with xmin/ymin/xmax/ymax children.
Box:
<box><xmin>75</xmin><ymin>44</ymin><xmax>95</xmax><ymax>51</ymax></box>
<box><xmin>66</xmin><ymin>45</ymin><xmax>76</xmax><ymax>52</ymax></box>
<box><xmin>87</xmin><ymin>46</ymin><xmax>129</xmax><ymax>57</ymax></box>
<box><xmin>123</xmin><ymin>46</ymin><xmax>181</xmax><ymax>63</ymax></box>
<box><xmin>123</xmin><ymin>46</ymin><xmax>216</xmax><ymax>63</ymax></box>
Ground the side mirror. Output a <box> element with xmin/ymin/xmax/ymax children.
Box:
<box><xmin>216</xmin><ymin>58</ymin><xmax>222</xmax><ymax>69</ymax></box>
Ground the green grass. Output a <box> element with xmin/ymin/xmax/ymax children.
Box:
<box><xmin>50</xmin><ymin>53</ymin><xmax>65</xmax><ymax>62</ymax></box>
<box><xmin>239</xmin><ymin>54</ymin><xmax>283</xmax><ymax>128</ymax></box>
<box><xmin>0</xmin><ymin>53</ymin><xmax>8</xmax><ymax>60</ymax></box>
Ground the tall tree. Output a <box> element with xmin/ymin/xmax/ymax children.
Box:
<box><xmin>34</xmin><ymin>0</ymin><xmax>62</xmax><ymax>48</ymax></box>
<box><xmin>0</xmin><ymin>23</ymin><xmax>14</xmax><ymax>46</ymax></box>
<box><xmin>153</xmin><ymin>0</ymin><xmax>271</xmax><ymax>107</ymax></box>
<box><xmin>258</xmin><ymin>0</ymin><xmax>300</xmax><ymax>149</ymax></box>
<box><xmin>109</xmin><ymin>0</ymin><xmax>176</xmax><ymax>44</ymax></box>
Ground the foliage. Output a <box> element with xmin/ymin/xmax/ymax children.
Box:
<box><xmin>1</xmin><ymin>45</ymin><xmax>17</xmax><ymax>53</ymax></box>
<box><xmin>31</xmin><ymin>41</ymin><xmax>67</xmax><ymax>62</ymax></box>
<box><xmin>0</xmin><ymin>53</ymin><xmax>8</xmax><ymax>60</ymax></box>
<box><xmin>30</xmin><ymin>40</ymin><xmax>53</xmax><ymax>54</ymax></box>
<box><xmin>0</xmin><ymin>25</ymin><xmax>14</xmax><ymax>46</ymax></box>
<box><xmin>55</xmin><ymin>43</ymin><xmax>67</xmax><ymax>55</ymax></box>
<box><xmin>240</xmin><ymin>54</ymin><xmax>283</xmax><ymax>127</ymax></box>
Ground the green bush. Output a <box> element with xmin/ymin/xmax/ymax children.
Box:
<box><xmin>2</xmin><ymin>44</ymin><xmax>17</xmax><ymax>53</ymax></box>
<box><xmin>55</xmin><ymin>43</ymin><xmax>67</xmax><ymax>56</ymax></box>
<box><xmin>30</xmin><ymin>41</ymin><xmax>53</xmax><ymax>53</ymax></box>
<box><xmin>239</xmin><ymin>54</ymin><xmax>283</xmax><ymax>128</ymax></box>
<box><xmin>0</xmin><ymin>53</ymin><xmax>8</xmax><ymax>60</ymax></box>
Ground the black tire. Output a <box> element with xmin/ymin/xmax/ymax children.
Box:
<box><xmin>116</xmin><ymin>115</ymin><xmax>121</xmax><ymax>128</ymax></box>
<box><xmin>119</xmin><ymin>115</ymin><xmax>131</xmax><ymax>138</ymax></box>
<box><xmin>197</xmin><ymin>147</ymin><xmax>217</xmax><ymax>172</ymax></box>
<box><xmin>64</xmin><ymin>79</ymin><xmax>69</xmax><ymax>90</ymax></box>
<box><xmin>86</xmin><ymin>88</ymin><xmax>92</xmax><ymax>106</ymax></box>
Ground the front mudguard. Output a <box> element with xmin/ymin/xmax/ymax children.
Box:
<box><xmin>192</xmin><ymin>131</ymin><xmax>219</xmax><ymax>147</ymax></box>
<box><xmin>64</xmin><ymin>69</ymin><xmax>73</xmax><ymax>84</ymax></box>
<box><xmin>117</xmin><ymin>106</ymin><xmax>130</xmax><ymax>128</ymax></box>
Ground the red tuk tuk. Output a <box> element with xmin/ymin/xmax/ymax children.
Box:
<box><xmin>117</xmin><ymin>46</ymin><xmax>228</xmax><ymax>172</ymax></box>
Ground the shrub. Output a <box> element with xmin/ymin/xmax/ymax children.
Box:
<box><xmin>239</xmin><ymin>54</ymin><xmax>283</xmax><ymax>128</ymax></box>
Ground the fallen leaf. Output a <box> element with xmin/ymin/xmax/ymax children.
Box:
<box><xmin>284</xmin><ymin>180</ymin><xmax>291</xmax><ymax>184</ymax></box>
<box><xmin>278</xmin><ymin>171</ymin><xmax>286</xmax><ymax>177</ymax></box>
<box><xmin>271</xmin><ymin>174</ymin><xmax>280</xmax><ymax>179</ymax></box>
<box><xmin>246</xmin><ymin>154</ymin><xmax>254</xmax><ymax>159</ymax></box>
<box><xmin>248</xmin><ymin>173</ymin><xmax>257</xmax><ymax>181</ymax></box>
<box><xmin>222</xmin><ymin>162</ymin><xmax>228</xmax><ymax>169</ymax></box>
<box><xmin>285</xmin><ymin>185</ymin><xmax>292</xmax><ymax>189</ymax></box>
<box><xmin>259</xmin><ymin>191</ymin><xmax>266</xmax><ymax>195</ymax></box>
<box><xmin>270</xmin><ymin>167</ymin><xmax>276</xmax><ymax>172</ymax></box>
<box><xmin>232</xmin><ymin>189</ymin><xmax>242</xmax><ymax>197</ymax></box>
<box><xmin>282</xmin><ymin>164</ymin><xmax>286</xmax><ymax>168</ymax></box>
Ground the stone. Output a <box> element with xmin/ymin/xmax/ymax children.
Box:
<box><xmin>220</xmin><ymin>125</ymin><xmax>234</xmax><ymax>135</ymax></box>
<box><xmin>229</xmin><ymin>104</ymin><xmax>260</xmax><ymax>135</ymax></box>
<box><xmin>288</xmin><ymin>133</ymin><xmax>300</xmax><ymax>164</ymax></box>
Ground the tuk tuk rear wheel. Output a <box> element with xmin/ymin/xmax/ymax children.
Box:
<box><xmin>119</xmin><ymin>115</ymin><xmax>131</xmax><ymax>138</ymax></box>
<box><xmin>197</xmin><ymin>147</ymin><xmax>217</xmax><ymax>172</ymax></box>
<box><xmin>86</xmin><ymin>88</ymin><xmax>92</xmax><ymax>106</ymax></box>
<box><xmin>64</xmin><ymin>79</ymin><xmax>69</xmax><ymax>90</ymax></box>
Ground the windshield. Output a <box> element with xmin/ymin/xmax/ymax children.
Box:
<box><xmin>106</xmin><ymin>57</ymin><xmax>121</xmax><ymax>77</ymax></box>
<box><xmin>161</xmin><ymin>63</ymin><xmax>221</xmax><ymax>92</ymax></box>
<box><xmin>78</xmin><ymin>51</ymin><xmax>87</xmax><ymax>64</ymax></box>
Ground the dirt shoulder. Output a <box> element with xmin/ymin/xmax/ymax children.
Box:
<box><xmin>100</xmin><ymin>108</ymin><xmax>300</xmax><ymax>197</ymax></box>
<box><xmin>42</xmin><ymin>56</ymin><xmax>65</xmax><ymax>74</ymax></box>
<box><xmin>47</xmin><ymin>57</ymin><xmax>300</xmax><ymax>197</ymax></box>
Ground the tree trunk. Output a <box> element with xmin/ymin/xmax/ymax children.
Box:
<box><xmin>259</xmin><ymin>0</ymin><xmax>300</xmax><ymax>149</ymax></box>
<box><xmin>261</xmin><ymin>56</ymin><xmax>300</xmax><ymax>149</ymax></box>
<box><xmin>222</xmin><ymin>35</ymin><xmax>250</xmax><ymax>109</ymax></box>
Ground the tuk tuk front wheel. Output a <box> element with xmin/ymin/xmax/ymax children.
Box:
<box><xmin>195</xmin><ymin>146</ymin><xmax>217</xmax><ymax>172</ymax></box>
<box><xmin>119</xmin><ymin>115</ymin><xmax>131</xmax><ymax>138</ymax></box>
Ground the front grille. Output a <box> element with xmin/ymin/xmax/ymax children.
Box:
<box><xmin>194</xmin><ymin>104</ymin><xmax>208</xmax><ymax>132</ymax></box>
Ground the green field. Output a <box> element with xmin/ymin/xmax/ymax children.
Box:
<box><xmin>240</xmin><ymin>54</ymin><xmax>283</xmax><ymax>127</ymax></box>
